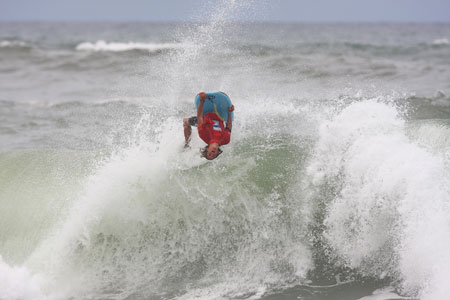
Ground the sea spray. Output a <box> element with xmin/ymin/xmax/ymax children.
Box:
<box><xmin>160</xmin><ymin>0</ymin><xmax>258</xmax><ymax>103</ymax></box>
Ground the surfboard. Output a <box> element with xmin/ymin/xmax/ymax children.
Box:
<box><xmin>195</xmin><ymin>92</ymin><xmax>234</xmax><ymax>122</ymax></box>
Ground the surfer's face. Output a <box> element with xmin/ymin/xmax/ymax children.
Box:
<box><xmin>206</xmin><ymin>144</ymin><xmax>220</xmax><ymax>160</ymax></box>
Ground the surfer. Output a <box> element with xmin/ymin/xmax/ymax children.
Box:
<box><xmin>183</xmin><ymin>92</ymin><xmax>234</xmax><ymax>160</ymax></box>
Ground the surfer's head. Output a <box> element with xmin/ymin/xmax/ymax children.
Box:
<box><xmin>201</xmin><ymin>143</ymin><xmax>222</xmax><ymax>160</ymax></box>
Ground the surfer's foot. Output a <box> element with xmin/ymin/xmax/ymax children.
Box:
<box><xmin>184</xmin><ymin>143</ymin><xmax>191</xmax><ymax>149</ymax></box>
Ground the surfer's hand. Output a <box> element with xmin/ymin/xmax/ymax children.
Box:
<box><xmin>199</xmin><ymin>92</ymin><xmax>207</xmax><ymax>101</ymax></box>
<box><xmin>228</xmin><ymin>105</ymin><xmax>234</xmax><ymax>112</ymax></box>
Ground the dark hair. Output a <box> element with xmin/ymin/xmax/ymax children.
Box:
<box><xmin>200</xmin><ymin>145</ymin><xmax>223</xmax><ymax>159</ymax></box>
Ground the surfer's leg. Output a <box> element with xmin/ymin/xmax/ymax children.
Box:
<box><xmin>183</xmin><ymin>118</ymin><xmax>192</xmax><ymax>145</ymax></box>
<box><xmin>183</xmin><ymin>116</ymin><xmax>198</xmax><ymax>145</ymax></box>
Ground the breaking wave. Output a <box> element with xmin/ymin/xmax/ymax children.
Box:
<box><xmin>432</xmin><ymin>38</ymin><xmax>449</xmax><ymax>46</ymax></box>
<box><xmin>0</xmin><ymin>40</ymin><xmax>30</xmax><ymax>50</ymax></box>
<box><xmin>75</xmin><ymin>40</ymin><xmax>184</xmax><ymax>52</ymax></box>
<box><xmin>305</xmin><ymin>99</ymin><xmax>450</xmax><ymax>300</ymax></box>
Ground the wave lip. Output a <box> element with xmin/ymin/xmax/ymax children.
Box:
<box><xmin>75</xmin><ymin>40</ymin><xmax>183</xmax><ymax>52</ymax></box>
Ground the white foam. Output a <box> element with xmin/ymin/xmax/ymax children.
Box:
<box><xmin>407</xmin><ymin>120</ymin><xmax>450</xmax><ymax>157</ymax></box>
<box><xmin>358</xmin><ymin>287</ymin><xmax>408</xmax><ymax>300</ymax></box>
<box><xmin>175</xmin><ymin>282</ymin><xmax>267</xmax><ymax>300</ymax></box>
<box><xmin>75</xmin><ymin>40</ymin><xmax>184</xmax><ymax>52</ymax></box>
<box><xmin>0</xmin><ymin>256</ymin><xmax>46</xmax><ymax>300</ymax></box>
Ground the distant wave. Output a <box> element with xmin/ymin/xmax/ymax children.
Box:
<box><xmin>432</xmin><ymin>38</ymin><xmax>449</xmax><ymax>45</ymax></box>
<box><xmin>0</xmin><ymin>40</ymin><xmax>29</xmax><ymax>49</ymax></box>
<box><xmin>75</xmin><ymin>40</ymin><xmax>183</xmax><ymax>52</ymax></box>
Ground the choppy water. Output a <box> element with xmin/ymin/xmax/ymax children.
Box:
<box><xmin>1</xmin><ymin>2</ymin><xmax>450</xmax><ymax>300</ymax></box>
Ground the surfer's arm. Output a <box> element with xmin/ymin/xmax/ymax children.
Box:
<box><xmin>197</xmin><ymin>92</ymin><xmax>207</xmax><ymax>126</ymax></box>
<box><xmin>226</xmin><ymin>105</ymin><xmax>234</xmax><ymax>132</ymax></box>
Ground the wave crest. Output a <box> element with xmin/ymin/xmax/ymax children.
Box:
<box><xmin>0</xmin><ymin>40</ymin><xmax>30</xmax><ymax>49</ymax></box>
<box><xmin>75</xmin><ymin>40</ymin><xmax>183</xmax><ymax>52</ymax></box>
<box><xmin>432</xmin><ymin>38</ymin><xmax>449</xmax><ymax>46</ymax></box>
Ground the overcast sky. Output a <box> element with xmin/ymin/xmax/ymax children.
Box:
<box><xmin>1</xmin><ymin>0</ymin><xmax>449</xmax><ymax>23</ymax></box>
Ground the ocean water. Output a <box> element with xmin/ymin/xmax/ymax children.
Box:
<box><xmin>1</xmin><ymin>3</ymin><xmax>450</xmax><ymax>300</ymax></box>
